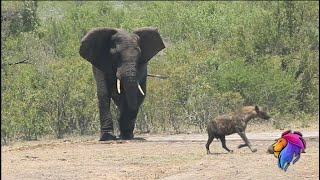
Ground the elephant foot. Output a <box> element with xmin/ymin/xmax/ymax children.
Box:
<box><xmin>119</xmin><ymin>132</ymin><xmax>134</xmax><ymax>140</ymax></box>
<box><xmin>99</xmin><ymin>132</ymin><xmax>117</xmax><ymax>141</ymax></box>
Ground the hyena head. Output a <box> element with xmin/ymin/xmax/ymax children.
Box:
<box><xmin>254</xmin><ymin>105</ymin><xmax>271</xmax><ymax>120</ymax></box>
<box><xmin>241</xmin><ymin>105</ymin><xmax>271</xmax><ymax>121</ymax></box>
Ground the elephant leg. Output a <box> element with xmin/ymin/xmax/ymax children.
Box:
<box><xmin>118</xmin><ymin>96</ymin><xmax>139</xmax><ymax>140</ymax></box>
<box><xmin>118</xmin><ymin>74</ymin><xmax>146</xmax><ymax>140</ymax></box>
<box><xmin>97</xmin><ymin>96</ymin><xmax>117</xmax><ymax>141</ymax></box>
<box><xmin>93</xmin><ymin>67</ymin><xmax>116</xmax><ymax>141</ymax></box>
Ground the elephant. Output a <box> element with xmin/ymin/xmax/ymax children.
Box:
<box><xmin>79</xmin><ymin>27</ymin><xmax>165</xmax><ymax>141</ymax></box>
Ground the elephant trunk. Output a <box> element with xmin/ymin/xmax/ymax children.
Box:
<box><xmin>115</xmin><ymin>47</ymin><xmax>144</xmax><ymax>111</ymax></box>
<box><xmin>121</xmin><ymin>76</ymin><xmax>139</xmax><ymax>112</ymax></box>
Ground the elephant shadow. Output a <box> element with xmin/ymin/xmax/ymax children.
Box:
<box><xmin>99</xmin><ymin>137</ymin><xmax>147</xmax><ymax>144</ymax></box>
<box><xmin>126</xmin><ymin>137</ymin><xmax>147</xmax><ymax>141</ymax></box>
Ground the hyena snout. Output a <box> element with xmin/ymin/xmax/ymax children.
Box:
<box><xmin>257</xmin><ymin>109</ymin><xmax>271</xmax><ymax>120</ymax></box>
<box><xmin>253</xmin><ymin>105</ymin><xmax>271</xmax><ymax>120</ymax></box>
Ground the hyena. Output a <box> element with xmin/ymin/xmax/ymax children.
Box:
<box><xmin>206</xmin><ymin>106</ymin><xmax>270</xmax><ymax>154</ymax></box>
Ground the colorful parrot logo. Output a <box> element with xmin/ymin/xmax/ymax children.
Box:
<box><xmin>272</xmin><ymin>130</ymin><xmax>306</xmax><ymax>171</ymax></box>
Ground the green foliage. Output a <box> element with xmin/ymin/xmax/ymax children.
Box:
<box><xmin>2</xmin><ymin>65</ymin><xmax>48</xmax><ymax>141</ymax></box>
<box><xmin>42</xmin><ymin>59</ymin><xmax>99</xmax><ymax>138</ymax></box>
<box><xmin>1</xmin><ymin>1</ymin><xmax>319</xmax><ymax>143</ymax></box>
<box><xmin>1</xmin><ymin>1</ymin><xmax>39</xmax><ymax>37</ymax></box>
<box><xmin>212</xmin><ymin>58</ymin><xmax>301</xmax><ymax>113</ymax></box>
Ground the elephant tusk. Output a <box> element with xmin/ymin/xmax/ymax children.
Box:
<box><xmin>137</xmin><ymin>83</ymin><xmax>145</xmax><ymax>96</ymax></box>
<box><xmin>117</xmin><ymin>79</ymin><xmax>121</xmax><ymax>94</ymax></box>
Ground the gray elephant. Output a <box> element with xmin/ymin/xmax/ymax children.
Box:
<box><xmin>79</xmin><ymin>27</ymin><xmax>165</xmax><ymax>140</ymax></box>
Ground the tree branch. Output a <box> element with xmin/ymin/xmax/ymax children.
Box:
<box><xmin>7</xmin><ymin>59</ymin><xmax>32</xmax><ymax>66</ymax></box>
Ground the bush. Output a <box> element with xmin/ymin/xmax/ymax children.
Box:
<box><xmin>1</xmin><ymin>1</ymin><xmax>318</xmax><ymax>143</ymax></box>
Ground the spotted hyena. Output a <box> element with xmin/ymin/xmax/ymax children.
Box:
<box><xmin>206</xmin><ymin>106</ymin><xmax>271</xmax><ymax>154</ymax></box>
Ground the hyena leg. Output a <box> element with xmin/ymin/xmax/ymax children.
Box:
<box><xmin>238</xmin><ymin>144</ymin><xmax>248</xmax><ymax>149</ymax></box>
<box><xmin>220</xmin><ymin>135</ymin><xmax>233</xmax><ymax>153</ymax></box>
<box><xmin>205</xmin><ymin>135</ymin><xmax>214</xmax><ymax>154</ymax></box>
<box><xmin>237</xmin><ymin>131</ymin><xmax>257</xmax><ymax>152</ymax></box>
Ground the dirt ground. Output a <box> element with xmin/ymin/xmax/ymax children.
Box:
<box><xmin>2</xmin><ymin>129</ymin><xmax>319</xmax><ymax>180</ymax></box>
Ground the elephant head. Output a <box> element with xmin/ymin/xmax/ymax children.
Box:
<box><xmin>80</xmin><ymin>27</ymin><xmax>164</xmax><ymax>110</ymax></box>
<box><xmin>79</xmin><ymin>27</ymin><xmax>165</xmax><ymax>140</ymax></box>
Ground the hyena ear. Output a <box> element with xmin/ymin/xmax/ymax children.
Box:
<box><xmin>254</xmin><ymin>105</ymin><xmax>260</xmax><ymax>112</ymax></box>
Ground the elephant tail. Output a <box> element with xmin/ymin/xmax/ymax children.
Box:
<box><xmin>147</xmin><ymin>73</ymin><xmax>168</xmax><ymax>79</ymax></box>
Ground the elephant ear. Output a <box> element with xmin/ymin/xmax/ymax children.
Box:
<box><xmin>79</xmin><ymin>27</ymin><xmax>118</xmax><ymax>72</ymax></box>
<box><xmin>133</xmin><ymin>27</ymin><xmax>165</xmax><ymax>63</ymax></box>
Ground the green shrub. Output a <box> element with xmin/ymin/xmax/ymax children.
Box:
<box><xmin>1</xmin><ymin>1</ymin><xmax>318</xmax><ymax>143</ymax></box>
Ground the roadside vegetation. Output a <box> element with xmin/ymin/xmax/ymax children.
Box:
<box><xmin>1</xmin><ymin>1</ymin><xmax>319</xmax><ymax>144</ymax></box>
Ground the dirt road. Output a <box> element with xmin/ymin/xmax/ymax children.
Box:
<box><xmin>2</xmin><ymin>130</ymin><xmax>319</xmax><ymax>180</ymax></box>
